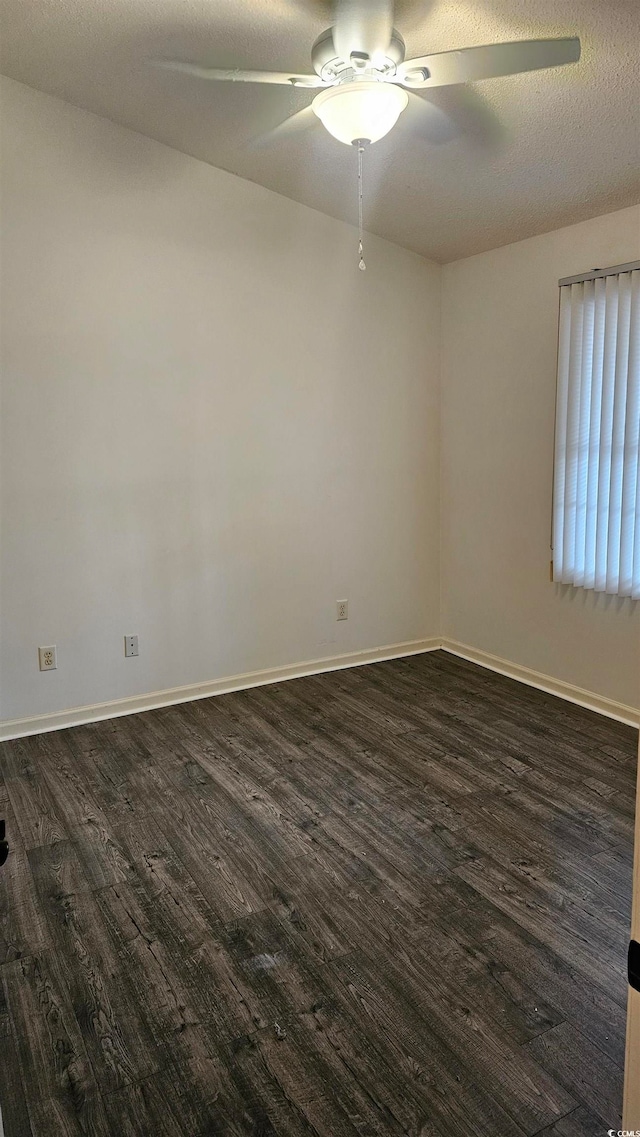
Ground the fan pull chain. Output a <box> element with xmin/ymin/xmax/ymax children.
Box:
<box><xmin>357</xmin><ymin>140</ymin><xmax>366</xmax><ymax>271</ymax></box>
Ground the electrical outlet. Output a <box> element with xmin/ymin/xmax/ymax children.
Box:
<box><xmin>124</xmin><ymin>635</ymin><xmax>139</xmax><ymax>658</ymax></box>
<box><xmin>38</xmin><ymin>645</ymin><xmax>57</xmax><ymax>671</ymax></box>
<box><xmin>336</xmin><ymin>600</ymin><xmax>348</xmax><ymax>621</ymax></box>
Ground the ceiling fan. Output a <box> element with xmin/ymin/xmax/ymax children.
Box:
<box><xmin>154</xmin><ymin>0</ymin><xmax>580</xmax><ymax>267</ymax></box>
<box><xmin>154</xmin><ymin>0</ymin><xmax>580</xmax><ymax>147</ymax></box>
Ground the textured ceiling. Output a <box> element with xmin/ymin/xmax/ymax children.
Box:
<box><xmin>1</xmin><ymin>0</ymin><xmax>639</xmax><ymax>261</ymax></box>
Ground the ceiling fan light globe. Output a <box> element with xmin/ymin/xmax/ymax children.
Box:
<box><xmin>311</xmin><ymin>81</ymin><xmax>408</xmax><ymax>145</ymax></box>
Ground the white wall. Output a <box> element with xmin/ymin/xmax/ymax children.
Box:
<box><xmin>0</xmin><ymin>77</ymin><xmax>441</xmax><ymax>724</ymax></box>
<box><xmin>442</xmin><ymin>206</ymin><xmax>640</xmax><ymax>712</ymax></box>
<box><xmin>2</xmin><ymin>76</ymin><xmax>637</xmax><ymax>730</ymax></box>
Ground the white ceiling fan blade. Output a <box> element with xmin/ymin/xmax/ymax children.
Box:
<box><xmin>398</xmin><ymin>37</ymin><xmax>581</xmax><ymax>89</ymax></box>
<box><xmin>152</xmin><ymin>61</ymin><xmax>325</xmax><ymax>88</ymax></box>
<box><xmin>248</xmin><ymin>105</ymin><xmax>321</xmax><ymax>149</ymax></box>
<box><xmin>334</xmin><ymin>0</ymin><xmax>394</xmax><ymax>64</ymax></box>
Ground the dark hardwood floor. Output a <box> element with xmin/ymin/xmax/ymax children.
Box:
<box><xmin>0</xmin><ymin>650</ymin><xmax>637</xmax><ymax>1136</ymax></box>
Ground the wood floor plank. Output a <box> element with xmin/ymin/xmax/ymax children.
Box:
<box><xmin>0</xmin><ymin>650</ymin><xmax>635</xmax><ymax>1136</ymax></box>
<box><xmin>22</xmin><ymin>1095</ymin><xmax>110</xmax><ymax>1137</ymax></box>
<box><xmin>0</xmin><ymin>987</ymin><xmax>34</xmax><ymax>1137</ymax></box>
<box><xmin>451</xmin><ymin>792</ymin><xmax>633</xmax><ymax>939</ymax></box>
<box><xmin>101</xmin><ymin>1066</ymin><xmax>266</xmax><ymax>1137</ymax></box>
<box><xmin>165</xmin><ymin>1022</ymin><xmax>311</xmax><ymax>1136</ymax></box>
<box><xmin>225</xmin><ymin>1019</ymin><xmax>411</xmax><ymax>1137</ymax></box>
<box><xmin>157</xmin><ymin>803</ymin><xmax>267</xmax><ymax>921</ymax></box>
<box><xmin>2</xmin><ymin>953</ymin><xmax>110</xmax><ymax>1136</ymax></box>
<box><xmin>111</xmin><ymin>813</ymin><xmax>226</xmax><ymax>933</ymax></box>
<box><xmin>0</xmin><ymin>736</ymin><xmax>47</xmax><ymax>782</ymax></box>
<box><xmin>407</xmin><ymin>922</ymin><xmax>565</xmax><ymax>1045</ymax></box>
<box><xmin>482</xmin><ymin>914</ymin><xmax>628</xmax><ymax>1067</ymax></box>
<box><xmin>328</xmin><ymin>949</ymin><xmax>576</xmax><ymax>1134</ymax></box>
<box><xmin>455</xmin><ymin>854</ymin><xmax>628</xmax><ymax>1007</ymax></box>
<box><xmin>524</xmin><ymin>1021</ymin><xmax>624</xmax><ymax>1127</ymax></box>
<box><xmin>28</xmin><ymin>843</ymin><xmax>160</xmax><ymax>1094</ymax></box>
<box><xmin>511</xmin><ymin>770</ymin><xmax>635</xmax><ymax>849</ymax></box>
<box><xmin>5</xmin><ymin>771</ymin><xmax>70</xmax><ymax>850</ymax></box>
<box><xmin>0</xmin><ymin>798</ymin><xmax>51</xmax><ymax>965</ymax></box>
<box><xmin>94</xmin><ymin>881</ymin><xmax>253</xmax><ymax>1043</ymax></box>
<box><xmin>220</xmin><ymin>908</ymin><xmax>342</xmax><ymax>1028</ymax></box>
<box><xmin>57</xmin><ymin>724</ymin><xmax>142</xmax><ymax>822</ymax></box>
<box><xmin>170</xmin><ymin>775</ymin><xmax>306</xmax><ymax>902</ymax></box>
<box><xmin>533</xmin><ymin>1104</ymin><xmax>609</xmax><ymax>1136</ymax></box>
<box><xmin>319</xmin><ymin>953</ymin><xmax>531</xmax><ymax>1137</ymax></box>
<box><xmin>68</xmin><ymin>816</ymin><xmax>132</xmax><ymax>892</ymax></box>
<box><xmin>38</xmin><ymin>734</ymin><xmax>116</xmax><ymax>836</ymax></box>
<box><xmin>295</xmin><ymin>1001</ymin><xmax>444</xmax><ymax>1137</ymax></box>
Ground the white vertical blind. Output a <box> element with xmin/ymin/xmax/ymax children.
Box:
<box><xmin>553</xmin><ymin>267</ymin><xmax>640</xmax><ymax>599</ymax></box>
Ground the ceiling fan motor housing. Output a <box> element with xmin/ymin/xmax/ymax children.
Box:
<box><xmin>312</xmin><ymin>27</ymin><xmax>406</xmax><ymax>83</ymax></box>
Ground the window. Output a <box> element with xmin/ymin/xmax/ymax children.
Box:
<box><xmin>553</xmin><ymin>263</ymin><xmax>640</xmax><ymax>599</ymax></box>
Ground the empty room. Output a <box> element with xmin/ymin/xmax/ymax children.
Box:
<box><xmin>1</xmin><ymin>0</ymin><xmax>639</xmax><ymax>1134</ymax></box>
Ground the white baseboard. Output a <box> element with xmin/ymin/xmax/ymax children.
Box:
<box><xmin>2</xmin><ymin>635</ymin><xmax>637</xmax><ymax>741</ymax></box>
<box><xmin>0</xmin><ymin>638</ymin><xmax>441</xmax><ymax>741</ymax></box>
<box><xmin>440</xmin><ymin>638</ymin><xmax>640</xmax><ymax>728</ymax></box>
